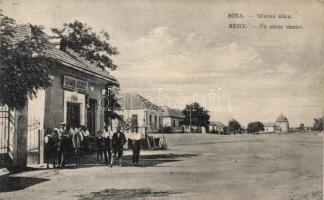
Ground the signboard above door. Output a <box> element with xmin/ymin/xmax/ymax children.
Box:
<box><xmin>63</xmin><ymin>75</ymin><xmax>88</xmax><ymax>93</ymax></box>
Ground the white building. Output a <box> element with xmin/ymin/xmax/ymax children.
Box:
<box><xmin>263</xmin><ymin>114</ymin><xmax>290</xmax><ymax>133</ymax></box>
<box><xmin>116</xmin><ymin>93</ymin><xmax>163</xmax><ymax>135</ymax></box>
<box><xmin>162</xmin><ymin>107</ymin><xmax>185</xmax><ymax>133</ymax></box>
<box><xmin>275</xmin><ymin>114</ymin><xmax>289</xmax><ymax>132</ymax></box>
<box><xmin>263</xmin><ymin>123</ymin><xmax>276</xmax><ymax>133</ymax></box>
<box><xmin>209</xmin><ymin>121</ymin><xmax>226</xmax><ymax>134</ymax></box>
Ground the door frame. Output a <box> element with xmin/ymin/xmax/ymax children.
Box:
<box><xmin>63</xmin><ymin>90</ymin><xmax>85</xmax><ymax>126</ymax></box>
<box><xmin>66</xmin><ymin>102</ymin><xmax>81</xmax><ymax>127</ymax></box>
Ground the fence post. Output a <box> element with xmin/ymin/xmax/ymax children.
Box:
<box><xmin>7</xmin><ymin>108</ymin><xmax>10</xmax><ymax>154</ymax></box>
<box><xmin>38</xmin><ymin>129</ymin><xmax>44</xmax><ymax>164</ymax></box>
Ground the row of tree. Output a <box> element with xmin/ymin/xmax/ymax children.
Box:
<box><xmin>313</xmin><ymin>117</ymin><xmax>323</xmax><ymax>131</ymax></box>
<box><xmin>180</xmin><ymin>102</ymin><xmax>323</xmax><ymax>133</ymax></box>
<box><xmin>180</xmin><ymin>102</ymin><xmax>257</xmax><ymax>134</ymax></box>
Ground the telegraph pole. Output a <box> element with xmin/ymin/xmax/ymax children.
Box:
<box><xmin>189</xmin><ymin>105</ymin><xmax>192</xmax><ymax>133</ymax></box>
<box><xmin>322</xmin><ymin>108</ymin><xmax>324</xmax><ymax>134</ymax></box>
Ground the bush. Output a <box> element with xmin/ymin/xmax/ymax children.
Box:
<box><xmin>163</xmin><ymin>126</ymin><xmax>172</xmax><ymax>133</ymax></box>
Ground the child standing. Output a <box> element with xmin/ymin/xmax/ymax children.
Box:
<box><xmin>96</xmin><ymin>130</ymin><xmax>104</xmax><ymax>164</ymax></box>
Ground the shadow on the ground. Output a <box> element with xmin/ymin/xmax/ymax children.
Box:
<box><xmin>23</xmin><ymin>153</ymin><xmax>199</xmax><ymax>171</ymax></box>
<box><xmin>62</xmin><ymin>153</ymin><xmax>198</xmax><ymax>168</ymax></box>
<box><xmin>77</xmin><ymin>188</ymin><xmax>179</xmax><ymax>200</ymax></box>
<box><xmin>122</xmin><ymin>153</ymin><xmax>199</xmax><ymax>167</ymax></box>
<box><xmin>0</xmin><ymin>176</ymin><xmax>49</xmax><ymax>193</ymax></box>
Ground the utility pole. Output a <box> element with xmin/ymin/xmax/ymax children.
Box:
<box><xmin>161</xmin><ymin>111</ymin><xmax>167</xmax><ymax>150</ymax></box>
<box><xmin>322</xmin><ymin>108</ymin><xmax>324</xmax><ymax>134</ymax></box>
<box><xmin>189</xmin><ymin>105</ymin><xmax>192</xmax><ymax>133</ymax></box>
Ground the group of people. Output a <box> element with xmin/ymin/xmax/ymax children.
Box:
<box><xmin>44</xmin><ymin>122</ymin><xmax>90</xmax><ymax>168</ymax></box>
<box><xmin>44</xmin><ymin>121</ymin><xmax>142</xmax><ymax>168</ymax></box>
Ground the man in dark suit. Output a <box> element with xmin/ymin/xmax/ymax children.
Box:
<box><xmin>110</xmin><ymin>126</ymin><xmax>126</xmax><ymax>167</ymax></box>
<box><xmin>58</xmin><ymin>122</ymin><xmax>69</xmax><ymax>168</ymax></box>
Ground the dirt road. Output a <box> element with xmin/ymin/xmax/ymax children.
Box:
<box><xmin>0</xmin><ymin>133</ymin><xmax>322</xmax><ymax>200</ymax></box>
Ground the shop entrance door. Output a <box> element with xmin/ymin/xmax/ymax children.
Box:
<box><xmin>67</xmin><ymin>102</ymin><xmax>80</xmax><ymax>127</ymax></box>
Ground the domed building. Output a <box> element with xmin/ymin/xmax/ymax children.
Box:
<box><xmin>275</xmin><ymin>114</ymin><xmax>289</xmax><ymax>132</ymax></box>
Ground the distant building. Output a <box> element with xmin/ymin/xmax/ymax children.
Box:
<box><xmin>275</xmin><ymin>114</ymin><xmax>289</xmax><ymax>132</ymax></box>
<box><xmin>263</xmin><ymin>123</ymin><xmax>276</xmax><ymax>133</ymax></box>
<box><xmin>116</xmin><ymin>93</ymin><xmax>163</xmax><ymax>135</ymax></box>
<box><xmin>263</xmin><ymin>114</ymin><xmax>290</xmax><ymax>133</ymax></box>
<box><xmin>209</xmin><ymin>121</ymin><xmax>226</xmax><ymax>134</ymax></box>
<box><xmin>162</xmin><ymin>107</ymin><xmax>185</xmax><ymax>133</ymax></box>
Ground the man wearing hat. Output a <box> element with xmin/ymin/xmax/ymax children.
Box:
<box><xmin>58</xmin><ymin>122</ymin><xmax>69</xmax><ymax>167</ymax></box>
<box><xmin>59</xmin><ymin>122</ymin><xmax>66</xmax><ymax>134</ymax></box>
<box><xmin>110</xmin><ymin>125</ymin><xmax>126</xmax><ymax>167</ymax></box>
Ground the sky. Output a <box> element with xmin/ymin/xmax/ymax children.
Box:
<box><xmin>1</xmin><ymin>0</ymin><xmax>323</xmax><ymax>127</ymax></box>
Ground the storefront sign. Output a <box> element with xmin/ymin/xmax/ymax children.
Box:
<box><xmin>63</xmin><ymin>76</ymin><xmax>88</xmax><ymax>93</ymax></box>
<box><xmin>71</xmin><ymin>95</ymin><xmax>78</xmax><ymax>102</ymax></box>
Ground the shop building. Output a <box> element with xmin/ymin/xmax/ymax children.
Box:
<box><xmin>0</xmin><ymin>25</ymin><xmax>119</xmax><ymax>168</ymax></box>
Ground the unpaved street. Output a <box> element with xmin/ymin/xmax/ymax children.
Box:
<box><xmin>0</xmin><ymin>133</ymin><xmax>322</xmax><ymax>200</ymax></box>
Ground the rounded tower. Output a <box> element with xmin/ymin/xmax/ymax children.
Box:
<box><xmin>276</xmin><ymin>114</ymin><xmax>289</xmax><ymax>132</ymax></box>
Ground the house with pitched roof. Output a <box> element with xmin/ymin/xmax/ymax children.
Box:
<box><xmin>209</xmin><ymin>121</ymin><xmax>226</xmax><ymax>134</ymax></box>
<box><xmin>263</xmin><ymin>123</ymin><xmax>276</xmax><ymax>133</ymax></box>
<box><xmin>162</xmin><ymin>107</ymin><xmax>185</xmax><ymax>133</ymax></box>
<box><xmin>116</xmin><ymin>93</ymin><xmax>163</xmax><ymax>135</ymax></box>
<box><xmin>0</xmin><ymin>24</ymin><xmax>119</xmax><ymax>167</ymax></box>
<box><xmin>263</xmin><ymin>114</ymin><xmax>290</xmax><ymax>133</ymax></box>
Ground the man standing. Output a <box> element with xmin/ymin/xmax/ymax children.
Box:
<box><xmin>130</xmin><ymin>130</ymin><xmax>141</xmax><ymax>166</ymax></box>
<box><xmin>72</xmin><ymin>125</ymin><xmax>82</xmax><ymax>166</ymax></box>
<box><xmin>58</xmin><ymin>122</ymin><xmax>69</xmax><ymax>168</ymax></box>
<box><xmin>80</xmin><ymin>125</ymin><xmax>90</xmax><ymax>156</ymax></box>
<box><xmin>110</xmin><ymin>126</ymin><xmax>126</xmax><ymax>167</ymax></box>
<box><xmin>44</xmin><ymin>128</ymin><xmax>56</xmax><ymax>168</ymax></box>
<box><xmin>95</xmin><ymin>130</ymin><xmax>104</xmax><ymax>164</ymax></box>
<box><xmin>103</xmin><ymin>124</ymin><xmax>112</xmax><ymax>165</ymax></box>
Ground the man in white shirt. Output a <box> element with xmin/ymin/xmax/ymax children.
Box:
<box><xmin>103</xmin><ymin>124</ymin><xmax>112</xmax><ymax>164</ymax></box>
<box><xmin>130</xmin><ymin>129</ymin><xmax>141</xmax><ymax>166</ymax></box>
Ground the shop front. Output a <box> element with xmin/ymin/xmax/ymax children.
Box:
<box><xmin>25</xmin><ymin>46</ymin><xmax>118</xmax><ymax>165</ymax></box>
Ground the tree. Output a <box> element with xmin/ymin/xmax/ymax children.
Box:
<box><xmin>51</xmin><ymin>20</ymin><xmax>119</xmax><ymax>70</ymax></box>
<box><xmin>247</xmin><ymin>121</ymin><xmax>264</xmax><ymax>134</ymax></box>
<box><xmin>223</xmin><ymin>126</ymin><xmax>228</xmax><ymax>135</ymax></box>
<box><xmin>182</xmin><ymin>102</ymin><xmax>210</xmax><ymax>129</ymax></box>
<box><xmin>299</xmin><ymin>123</ymin><xmax>305</xmax><ymax>131</ymax></box>
<box><xmin>103</xmin><ymin>86</ymin><xmax>121</xmax><ymax>124</ymax></box>
<box><xmin>313</xmin><ymin>117</ymin><xmax>323</xmax><ymax>131</ymax></box>
<box><xmin>228</xmin><ymin>119</ymin><xmax>241</xmax><ymax>134</ymax></box>
<box><xmin>0</xmin><ymin>15</ymin><xmax>55</xmax><ymax>110</ymax></box>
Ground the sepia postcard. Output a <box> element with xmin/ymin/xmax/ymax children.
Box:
<box><xmin>0</xmin><ymin>0</ymin><xmax>323</xmax><ymax>199</ymax></box>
